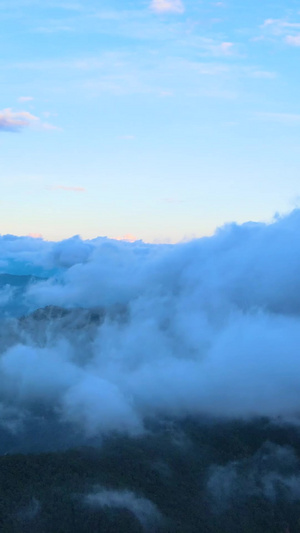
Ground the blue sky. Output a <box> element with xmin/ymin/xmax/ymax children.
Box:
<box><xmin>1</xmin><ymin>0</ymin><xmax>300</xmax><ymax>242</ymax></box>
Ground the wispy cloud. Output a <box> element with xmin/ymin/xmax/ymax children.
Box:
<box><xmin>218</xmin><ymin>41</ymin><xmax>234</xmax><ymax>55</ymax></box>
<box><xmin>48</xmin><ymin>2</ymin><xmax>83</xmax><ymax>10</ymax></box>
<box><xmin>255</xmin><ymin>111</ymin><xmax>300</xmax><ymax>124</ymax></box>
<box><xmin>163</xmin><ymin>197</ymin><xmax>185</xmax><ymax>204</ymax></box>
<box><xmin>263</xmin><ymin>19</ymin><xmax>300</xmax><ymax>32</ymax></box>
<box><xmin>50</xmin><ymin>185</ymin><xmax>86</xmax><ymax>192</ymax></box>
<box><xmin>181</xmin><ymin>36</ymin><xmax>237</xmax><ymax>57</ymax></box>
<box><xmin>0</xmin><ymin>0</ymin><xmax>84</xmax><ymax>10</ymax></box>
<box><xmin>18</xmin><ymin>96</ymin><xmax>34</xmax><ymax>102</ymax></box>
<box><xmin>261</xmin><ymin>17</ymin><xmax>300</xmax><ymax>46</ymax></box>
<box><xmin>150</xmin><ymin>0</ymin><xmax>185</xmax><ymax>15</ymax></box>
<box><xmin>246</xmin><ymin>69</ymin><xmax>276</xmax><ymax>79</ymax></box>
<box><xmin>119</xmin><ymin>134</ymin><xmax>135</xmax><ymax>140</ymax></box>
<box><xmin>285</xmin><ymin>34</ymin><xmax>300</xmax><ymax>46</ymax></box>
<box><xmin>35</xmin><ymin>24</ymin><xmax>74</xmax><ymax>34</ymax></box>
<box><xmin>41</xmin><ymin>122</ymin><xmax>61</xmax><ymax>131</ymax></box>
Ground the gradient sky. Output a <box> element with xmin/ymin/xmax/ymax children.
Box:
<box><xmin>1</xmin><ymin>0</ymin><xmax>300</xmax><ymax>242</ymax></box>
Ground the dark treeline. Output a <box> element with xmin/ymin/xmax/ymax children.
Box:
<box><xmin>1</xmin><ymin>417</ymin><xmax>300</xmax><ymax>532</ymax></box>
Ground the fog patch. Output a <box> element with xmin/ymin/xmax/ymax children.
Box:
<box><xmin>16</xmin><ymin>498</ymin><xmax>41</xmax><ymax>522</ymax></box>
<box><xmin>207</xmin><ymin>442</ymin><xmax>300</xmax><ymax>511</ymax></box>
<box><xmin>85</xmin><ymin>488</ymin><xmax>162</xmax><ymax>530</ymax></box>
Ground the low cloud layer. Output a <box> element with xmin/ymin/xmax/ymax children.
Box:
<box><xmin>1</xmin><ymin>210</ymin><xmax>300</xmax><ymax>441</ymax></box>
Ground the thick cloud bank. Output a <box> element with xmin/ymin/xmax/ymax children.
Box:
<box><xmin>1</xmin><ymin>210</ymin><xmax>300</xmax><ymax>444</ymax></box>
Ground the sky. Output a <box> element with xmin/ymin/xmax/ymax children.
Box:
<box><xmin>1</xmin><ymin>0</ymin><xmax>300</xmax><ymax>242</ymax></box>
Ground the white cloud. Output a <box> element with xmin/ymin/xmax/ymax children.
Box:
<box><xmin>0</xmin><ymin>108</ymin><xmax>38</xmax><ymax>131</ymax></box>
<box><xmin>0</xmin><ymin>108</ymin><xmax>58</xmax><ymax>132</ymax></box>
<box><xmin>150</xmin><ymin>0</ymin><xmax>185</xmax><ymax>14</ymax></box>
